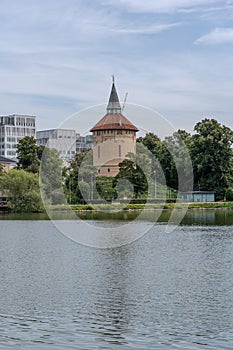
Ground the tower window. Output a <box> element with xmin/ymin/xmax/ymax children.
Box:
<box><xmin>108</xmin><ymin>168</ymin><xmax>110</xmax><ymax>172</ymax></box>
<box><xmin>117</xmin><ymin>130</ymin><xmax>122</xmax><ymax>135</ymax></box>
<box><xmin>98</xmin><ymin>145</ymin><xmax>100</xmax><ymax>158</ymax></box>
<box><xmin>118</xmin><ymin>145</ymin><xmax>121</xmax><ymax>157</ymax></box>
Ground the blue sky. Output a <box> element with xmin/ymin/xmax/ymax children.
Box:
<box><xmin>0</xmin><ymin>0</ymin><xmax>233</xmax><ymax>134</ymax></box>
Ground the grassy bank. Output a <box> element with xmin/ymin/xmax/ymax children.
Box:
<box><xmin>46</xmin><ymin>201</ymin><xmax>233</xmax><ymax>212</ymax></box>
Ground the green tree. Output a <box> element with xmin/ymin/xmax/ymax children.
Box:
<box><xmin>113</xmin><ymin>146</ymin><xmax>151</xmax><ymax>199</ymax></box>
<box><xmin>39</xmin><ymin>148</ymin><xmax>63</xmax><ymax>200</ymax></box>
<box><xmin>0</xmin><ymin>163</ymin><xmax>4</xmax><ymax>175</ymax></box>
<box><xmin>16</xmin><ymin>136</ymin><xmax>44</xmax><ymax>173</ymax></box>
<box><xmin>137</xmin><ymin>132</ymin><xmax>161</xmax><ymax>157</ymax></box>
<box><xmin>63</xmin><ymin>150</ymin><xmax>97</xmax><ymax>204</ymax></box>
<box><xmin>137</xmin><ymin>130</ymin><xmax>193</xmax><ymax>194</ymax></box>
<box><xmin>158</xmin><ymin>130</ymin><xmax>193</xmax><ymax>191</ymax></box>
<box><xmin>96</xmin><ymin>177</ymin><xmax>117</xmax><ymax>202</ymax></box>
<box><xmin>190</xmin><ymin>118</ymin><xmax>233</xmax><ymax>200</ymax></box>
<box><xmin>0</xmin><ymin>169</ymin><xmax>44</xmax><ymax>212</ymax></box>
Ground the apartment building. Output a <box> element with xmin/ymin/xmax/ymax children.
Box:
<box><xmin>36</xmin><ymin>128</ymin><xmax>76</xmax><ymax>161</ymax></box>
<box><xmin>0</xmin><ymin>114</ymin><xmax>36</xmax><ymax>159</ymax></box>
<box><xmin>76</xmin><ymin>134</ymin><xmax>93</xmax><ymax>154</ymax></box>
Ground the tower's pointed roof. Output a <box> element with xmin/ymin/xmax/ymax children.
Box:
<box><xmin>90</xmin><ymin>77</ymin><xmax>138</xmax><ymax>132</ymax></box>
<box><xmin>106</xmin><ymin>77</ymin><xmax>122</xmax><ymax>114</ymax></box>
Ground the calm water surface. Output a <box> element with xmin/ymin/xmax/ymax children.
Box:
<box><xmin>0</xmin><ymin>212</ymin><xmax>233</xmax><ymax>349</ymax></box>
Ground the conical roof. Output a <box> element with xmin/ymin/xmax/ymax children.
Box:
<box><xmin>106</xmin><ymin>81</ymin><xmax>122</xmax><ymax>114</ymax></box>
<box><xmin>90</xmin><ymin>79</ymin><xmax>138</xmax><ymax>132</ymax></box>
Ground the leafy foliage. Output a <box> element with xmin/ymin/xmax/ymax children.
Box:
<box><xmin>113</xmin><ymin>147</ymin><xmax>151</xmax><ymax>199</ymax></box>
<box><xmin>40</xmin><ymin>147</ymin><xmax>63</xmax><ymax>197</ymax></box>
<box><xmin>16</xmin><ymin>136</ymin><xmax>44</xmax><ymax>173</ymax></box>
<box><xmin>190</xmin><ymin>119</ymin><xmax>233</xmax><ymax>199</ymax></box>
<box><xmin>0</xmin><ymin>170</ymin><xmax>44</xmax><ymax>212</ymax></box>
<box><xmin>0</xmin><ymin>163</ymin><xmax>4</xmax><ymax>175</ymax></box>
<box><xmin>63</xmin><ymin>150</ymin><xmax>97</xmax><ymax>204</ymax></box>
<box><xmin>137</xmin><ymin>120</ymin><xmax>233</xmax><ymax>200</ymax></box>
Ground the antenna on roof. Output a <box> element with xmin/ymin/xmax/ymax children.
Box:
<box><xmin>122</xmin><ymin>92</ymin><xmax>128</xmax><ymax>112</ymax></box>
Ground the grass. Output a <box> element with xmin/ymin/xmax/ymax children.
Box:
<box><xmin>46</xmin><ymin>201</ymin><xmax>233</xmax><ymax>211</ymax></box>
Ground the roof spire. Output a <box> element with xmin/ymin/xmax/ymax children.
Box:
<box><xmin>107</xmin><ymin>76</ymin><xmax>121</xmax><ymax>114</ymax></box>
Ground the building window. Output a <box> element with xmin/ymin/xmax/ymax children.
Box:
<box><xmin>118</xmin><ymin>145</ymin><xmax>121</xmax><ymax>157</ymax></box>
<box><xmin>117</xmin><ymin>130</ymin><xmax>122</xmax><ymax>135</ymax></box>
<box><xmin>98</xmin><ymin>145</ymin><xmax>100</xmax><ymax>158</ymax></box>
<box><xmin>108</xmin><ymin>168</ymin><xmax>110</xmax><ymax>173</ymax></box>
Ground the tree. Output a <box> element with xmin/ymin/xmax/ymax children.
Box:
<box><xmin>0</xmin><ymin>163</ymin><xmax>4</xmax><ymax>175</ymax></box>
<box><xmin>137</xmin><ymin>132</ymin><xmax>161</xmax><ymax>157</ymax></box>
<box><xmin>63</xmin><ymin>150</ymin><xmax>97</xmax><ymax>204</ymax></box>
<box><xmin>39</xmin><ymin>147</ymin><xmax>63</xmax><ymax>200</ymax></box>
<box><xmin>158</xmin><ymin>130</ymin><xmax>193</xmax><ymax>191</ymax></box>
<box><xmin>0</xmin><ymin>169</ymin><xmax>44</xmax><ymax>212</ymax></box>
<box><xmin>16</xmin><ymin>136</ymin><xmax>44</xmax><ymax>173</ymax></box>
<box><xmin>113</xmin><ymin>146</ymin><xmax>151</xmax><ymax>199</ymax></box>
<box><xmin>190</xmin><ymin>118</ymin><xmax>233</xmax><ymax>200</ymax></box>
<box><xmin>137</xmin><ymin>130</ymin><xmax>193</xmax><ymax>194</ymax></box>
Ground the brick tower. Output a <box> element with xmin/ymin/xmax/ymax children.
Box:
<box><xmin>90</xmin><ymin>78</ymin><xmax>138</xmax><ymax>177</ymax></box>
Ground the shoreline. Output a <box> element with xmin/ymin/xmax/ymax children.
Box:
<box><xmin>49</xmin><ymin>202</ymin><xmax>233</xmax><ymax>212</ymax></box>
<box><xmin>1</xmin><ymin>202</ymin><xmax>233</xmax><ymax>214</ymax></box>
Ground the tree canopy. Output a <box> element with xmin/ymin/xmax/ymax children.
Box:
<box><xmin>113</xmin><ymin>145</ymin><xmax>151</xmax><ymax>199</ymax></box>
<box><xmin>137</xmin><ymin>119</ymin><xmax>233</xmax><ymax>200</ymax></box>
<box><xmin>190</xmin><ymin>118</ymin><xmax>233</xmax><ymax>199</ymax></box>
<box><xmin>0</xmin><ymin>169</ymin><xmax>44</xmax><ymax>212</ymax></box>
<box><xmin>16</xmin><ymin>136</ymin><xmax>44</xmax><ymax>173</ymax></box>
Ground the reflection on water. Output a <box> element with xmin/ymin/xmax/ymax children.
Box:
<box><xmin>0</xmin><ymin>221</ymin><xmax>233</xmax><ymax>349</ymax></box>
<box><xmin>0</xmin><ymin>208</ymin><xmax>232</xmax><ymax>225</ymax></box>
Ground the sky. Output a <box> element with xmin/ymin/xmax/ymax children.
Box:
<box><xmin>0</xmin><ymin>0</ymin><xmax>233</xmax><ymax>135</ymax></box>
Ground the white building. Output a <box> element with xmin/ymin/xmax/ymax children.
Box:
<box><xmin>0</xmin><ymin>114</ymin><xmax>36</xmax><ymax>159</ymax></box>
<box><xmin>76</xmin><ymin>134</ymin><xmax>93</xmax><ymax>154</ymax></box>
<box><xmin>36</xmin><ymin>129</ymin><xmax>76</xmax><ymax>161</ymax></box>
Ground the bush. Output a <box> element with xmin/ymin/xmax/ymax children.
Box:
<box><xmin>0</xmin><ymin>169</ymin><xmax>44</xmax><ymax>212</ymax></box>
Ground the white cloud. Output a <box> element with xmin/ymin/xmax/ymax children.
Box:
<box><xmin>0</xmin><ymin>0</ymin><xmax>233</xmax><ymax>132</ymax></box>
<box><xmin>113</xmin><ymin>22</ymin><xmax>181</xmax><ymax>35</ymax></box>
<box><xmin>195</xmin><ymin>28</ymin><xmax>233</xmax><ymax>45</ymax></box>
<box><xmin>102</xmin><ymin>0</ymin><xmax>220</xmax><ymax>13</ymax></box>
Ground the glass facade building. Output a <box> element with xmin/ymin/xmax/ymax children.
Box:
<box><xmin>0</xmin><ymin>114</ymin><xmax>36</xmax><ymax>158</ymax></box>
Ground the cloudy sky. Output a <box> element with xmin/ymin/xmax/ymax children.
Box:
<box><xmin>0</xmin><ymin>0</ymin><xmax>233</xmax><ymax>134</ymax></box>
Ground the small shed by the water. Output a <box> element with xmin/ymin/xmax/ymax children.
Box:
<box><xmin>180</xmin><ymin>191</ymin><xmax>215</xmax><ymax>203</ymax></box>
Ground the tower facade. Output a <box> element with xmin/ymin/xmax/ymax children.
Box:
<box><xmin>90</xmin><ymin>79</ymin><xmax>138</xmax><ymax>177</ymax></box>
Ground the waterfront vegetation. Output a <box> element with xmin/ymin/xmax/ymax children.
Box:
<box><xmin>46</xmin><ymin>201</ymin><xmax>233</xmax><ymax>212</ymax></box>
<box><xmin>0</xmin><ymin>118</ymin><xmax>232</xmax><ymax>213</ymax></box>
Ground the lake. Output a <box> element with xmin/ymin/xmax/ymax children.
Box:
<box><xmin>0</xmin><ymin>209</ymin><xmax>233</xmax><ymax>349</ymax></box>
